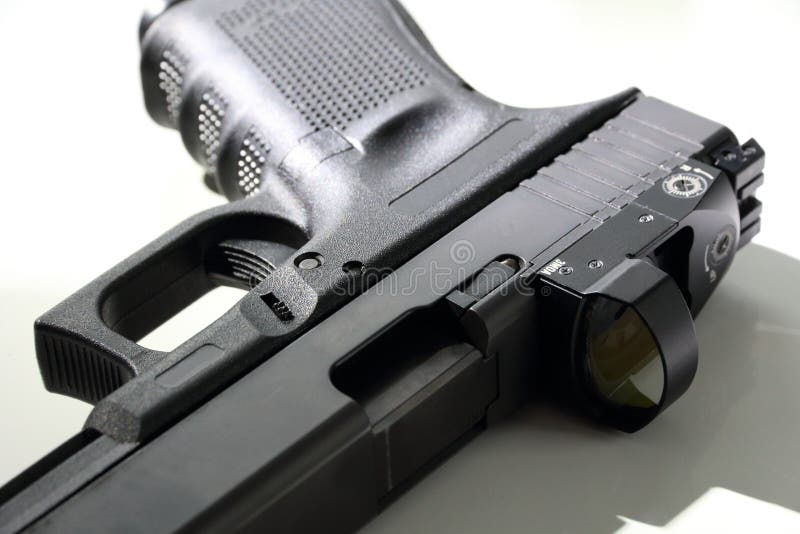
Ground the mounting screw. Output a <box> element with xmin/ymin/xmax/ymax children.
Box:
<box><xmin>588</xmin><ymin>259</ymin><xmax>604</xmax><ymax>270</ymax></box>
<box><xmin>558</xmin><ymin>266</ymin><xmax>574</xmax><ymax>275</ymax></box>
<box><xmin>295</xmin><ymin>252</ymin><xmax>324</xmax><ymax>270</ymax></box>
<box><xmin>299</xmin><ymin>258</ymin><xmax>320</xmax><ymax>270</ymax></box>
<box><xmin>638</xmin><ymin>214</ymin><xmax>655</xmax><ymax>224</ymax></box>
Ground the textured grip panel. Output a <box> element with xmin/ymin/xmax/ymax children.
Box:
<box><xmin>227</xmin><ymin>127</ymin><xmax>271</xmax><ymax>198</ymax></box>
<box><xmin>141</xmin><ymin>0</ymin><xmax>459</xmax><ymax>200</ymax></box>
<box><xmin>216</xmin><ymin>0</ymin><xmax>429</xmax><ymax>132</ymax></box>
<box><xmin>156</xmin><ymin>47</ymin><xmax>187</xmax><ymax>126</ymax></box>
<box><xmin>197</xmin><ymin>86</ymin><xmax>228</xmax><ymax>167</ymax></box>
<box><xmin>37</xmin><ymin>330</ymin><xmax>134</xmax><ymax>404</ymax></box>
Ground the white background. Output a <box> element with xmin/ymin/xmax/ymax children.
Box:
<box><xmin>0</xmin><ymin>0</ymin><xmax>798</xmax><ymax>505</ymax></box>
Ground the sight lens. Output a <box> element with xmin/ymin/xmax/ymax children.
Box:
<box><xmin>584</xmin><ymin>297</ymin><xmax>664</xmax><ymax>409</ymax></box>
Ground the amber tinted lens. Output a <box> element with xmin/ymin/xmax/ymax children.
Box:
<box><xmin>585</xmin><ymin>297</ymin><xmax>664</xmax><ymax>408</ymax></box>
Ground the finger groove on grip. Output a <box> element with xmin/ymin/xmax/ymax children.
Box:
<box><xmin>156</xmin><ymin>46</ymin><xmax>188</xmax><ymax>127</ymax></box>
<box><xmin>197</xmin><ymin>86</ymin><xmax>228</xmax><ymax>167</ymax></box>
<box><xmin>216</xmin><ymin>0</ymin><xmax>430</xmax><ymax>132</ymax></box>
<box><xmin>37</xmin><ymin>330</ymin><xmax>134</xmax><ymax>404</ymax></box>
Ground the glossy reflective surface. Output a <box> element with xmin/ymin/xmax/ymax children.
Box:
<box><xmin>585</xmin><ymin>297</ymin><xmax>664</xmax><ymax>409</ymax></box>
<box><xmin>364</xmin><ymin>245</ymin><xmax>800</xmax><ymax>533</ymax></box>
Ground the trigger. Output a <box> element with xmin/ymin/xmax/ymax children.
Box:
<box><xmin>205</xmin><ymin>238</ymin><xmax>296</xmax><ymax>290</ymax></box>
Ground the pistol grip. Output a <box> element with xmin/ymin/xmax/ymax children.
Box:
<box><xmin>140</xmin><ymin>0</ymin><xmax>476</xmax><ymax>200</ymax></box>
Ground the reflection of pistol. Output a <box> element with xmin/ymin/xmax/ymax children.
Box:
<box><xmin>0</xmin><ymin>0</ymin><xmax>763</xmax><ymax>532</ymax></box>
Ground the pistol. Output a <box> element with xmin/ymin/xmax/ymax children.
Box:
<box><xmin>0</xmin><ymin>0</ymin><xmax>764</xmax><ymax>532</ymax></box>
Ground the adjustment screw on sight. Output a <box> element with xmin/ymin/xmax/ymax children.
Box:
<box><xmin>639</xmin><ymin>214</ymin><xmax>654</xmax><ymax>223</ymax></box>
<box><xmin>588</xmin><ymin>259</ymin><xmax>604</xmax><ymax>270</ymax></box>
<box><xmin>558</xmin><ymin>266</ymin><xmax>574</xmax><ymax>275</ymax></box>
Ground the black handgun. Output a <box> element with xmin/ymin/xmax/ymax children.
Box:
<box><xmin>0</xmin><ymin>0</ymin><xmax>764</xmax><ymax>532</ymax></box>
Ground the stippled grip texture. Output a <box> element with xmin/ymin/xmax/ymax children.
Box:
<box><xmin>141</xmin><ymin>0</ymin><xmax>463</xmax><ymax>200</ymax></box>
<box><xmin>216</xmin><ymin>0</ymin><xmax>430</xmax><ymax>132</ymax></box>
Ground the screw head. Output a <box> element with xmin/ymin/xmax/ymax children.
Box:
<box><xmin>743</xmin><ymin>146</ymin><xmax>758</xmax><ymax>157</ymax></box>
<box><xmin>639</xmin><ymin>214</ymin><xmax>655</xmax><ymax>224</ymax></box>
<box><xmin>298</xmin><ymin>258</ymin><xmax>320</xmax><ymax>270</ymax></box>
<box><xmin>558</xmin><ymin>266</ymin><xmax>574</xmax><ymax>276</ymax></box>
<box><xmin>295</xmin><ymin>252</ymin><xmax>324</xmax><ymax>270</ymax></box>
<box><xmin>588</xmin><ymin>259</ymin><xmax>604</xmax><ymax>270</ymax></box>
